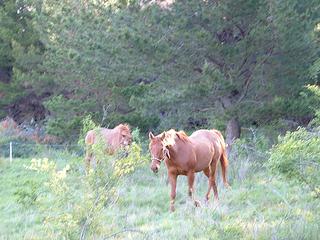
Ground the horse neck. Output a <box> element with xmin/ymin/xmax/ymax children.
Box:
<box><xmin>166</xmin><ymin>139</ymin><xmax>191</xmax><ymax>164</ymax></box>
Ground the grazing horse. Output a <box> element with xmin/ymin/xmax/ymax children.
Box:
<box><xmin>85</xmin><ymin>124</ymin><xmax>132</xmax><ymax>169</ymax></box>
<box><xmin>149</xmin><ymin>129</ymin><xmax>229</xmax><ymax>212</ymax></box>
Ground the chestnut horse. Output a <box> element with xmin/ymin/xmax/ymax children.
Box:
<box><xmin>149</xmin><ymin>129</ymin><xmax>229</xmax><ymax>212</ymax></box>
<box><xmin>85</xmin><ymin>124</ymin><xmax>132</xmax><ymax>169</ymax></box>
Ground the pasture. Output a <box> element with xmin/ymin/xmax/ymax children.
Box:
<box><xmin>0</xmin><ymin>135</ymin><xmax>319</xmax><ymax>240</ymax></box>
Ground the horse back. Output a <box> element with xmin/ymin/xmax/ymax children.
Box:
<box><xmin>190</xmin><ymin>129</ymin><xmax>221</xmax><ymax>143</ymax></box>
<box><xmin>190</xmin><ymin>129</ymin><xmax>225</xmax><ymax>156</ymax></box>
<box><xmin>85</xmin><ymin>128</ymin><xmax>114</xmax><ymax>145</ymax></box>
<box><xmin>188</xmin><ymin>130</ymin><xmax>217</xmax><ymax>169</ymax></box>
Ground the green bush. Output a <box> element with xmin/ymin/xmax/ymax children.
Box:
<box><xmin>14</xmin><ymin>179</ymin><xmax>41</xmax><ymax>207</ymax></box>
<box><xmin>268</xmin><ymin>127</ymin><xmax>320</xmax><ymax>197</ymax></box>
<box><xmin>23</xmin><ymin>124</ymin><xmax>147</xmax><ymax>239</ymax></box>
<box><xmin>227</xmin><ymin>128</ymin><xmax>270</xmax><ymax>183</ymax></box>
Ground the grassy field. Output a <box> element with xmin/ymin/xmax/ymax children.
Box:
<box><xmin>0</xmin><ymin>150</ymin><xmax>319</xmax><ymax>240</ymax></box>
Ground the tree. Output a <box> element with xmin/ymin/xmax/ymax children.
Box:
<box><xmin>3</xmin><ymin>0</ymin><xmax>318</xmax><ymax>140</ymax></box>
<box><xmin>131</xmin><ymin>0</ymin><xmax>319</xmax><ymax>131</ymax></box>
<box><xmin>0</xmin><ymin>0</ymin><xmax>45</xmax><ymax>120</ymax></box>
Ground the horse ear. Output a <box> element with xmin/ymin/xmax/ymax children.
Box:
<box><xmin>160</xmin><ymin>132</ymin><xmax>166</xmax><ymax>141</ymax></box>
<box><xmin>163</xmin><ymin>147</ymin><xmax>170</xmax><ymax>159</ymax></box>
<box><xmin>149</xmin><ymin>132</ymin><xmax>155</xmax><ymax>140</ymax></box>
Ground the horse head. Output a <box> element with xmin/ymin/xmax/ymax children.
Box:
<box><xmin>148</xmin><ymin>131</ymin><xmax>170</xmax><ymax>173</ymax></box>
<box><xmin>117</xmin><ymin>124</ymin><xmax>132</xmax><ymax>147</ymax></box>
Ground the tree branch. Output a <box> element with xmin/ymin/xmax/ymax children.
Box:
<box><xmin>236</xmin><ymin>46</ymin><xmax>274</xmax><ymax>104</ymax></box>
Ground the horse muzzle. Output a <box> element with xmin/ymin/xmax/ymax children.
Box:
<box><xmin>150</xmin><ymin>161</ymin><xmax>160</xmax><ymax>173</ymax></box>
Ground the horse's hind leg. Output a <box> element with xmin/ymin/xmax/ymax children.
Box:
<box><xmin>187</xmin><ymin>171</ymin><xmax>201</xmax><ymax>207</ymax></box>
<box><xmin>209</xmin><ymin>159</ymin><xmax>219</xmax><ymax>202</ymax></box>
<box><xmin>203</xmin><ymin>168</ymin><xmax>211</xmax><ymax>202</ymax></box>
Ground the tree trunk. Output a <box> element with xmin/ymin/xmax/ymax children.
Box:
<box><xmin>225</xmin><ymin>117</ymin><xmax>241</xmax><ymax>157</ymax></box>
<box><xmin>0</xmin><ymin>67</ymin><xmax>11</xmax><ymax>83</ymax></box>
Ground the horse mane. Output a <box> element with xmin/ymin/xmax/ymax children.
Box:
<box><xmin>163</xmin><ymin>129</ymin><xmax>190</xmax><ymax>147</ymax></box>
<box><xmin>117</xmin><ymin>123</ymin><xmax>131</xmax><ymax>132</ymax></box>
<box><xmin>175</xmin><ymin>130</ymin><xmax>190</xmax><ymax>142</ymax></box>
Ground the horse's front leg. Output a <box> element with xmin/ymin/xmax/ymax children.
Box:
<box><xmin>187</xmin><ymin>171</ymin><xmax>201</xmax><ymax>207</ymax></box>
<box><xmin>85</xmin><ymin>150</ymin><xmax>92</xmax><ymax>173</ymax></box>
<box><xmin>168</xmin><ymin>173</ymin><xmax>177</xmax><ymax>212</ymax></box>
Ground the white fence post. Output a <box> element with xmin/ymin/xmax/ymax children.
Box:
<box><xmin>10</xmin><ymin>142</ymin><xmax>12</xmax><ymax>163</ymax></box>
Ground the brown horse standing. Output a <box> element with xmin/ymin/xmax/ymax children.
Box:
<box><xmin>85</xmin><ymin>124</ymin><xmax>132</xmax><ymax>169</ymax></box>
<box><xmin>149</xmin><ymin>129</ymin><xmax>229</xmax><ymax>212</ymax></box>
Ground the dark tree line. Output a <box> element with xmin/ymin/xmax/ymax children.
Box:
<box><xmin>0</xmin><ymin>0</ymin><xmax>319</xmax><ymax>140</ymax></box>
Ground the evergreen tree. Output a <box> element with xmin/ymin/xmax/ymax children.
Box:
<box><xmin>0</xmin><ymin>0</ymin><xmax>319</xmax><ymax>139</ymax></box>
<box><xmin>0</xmin><ymin>0</ymin><xmax>44</xmax><ymax>120</ymax></box>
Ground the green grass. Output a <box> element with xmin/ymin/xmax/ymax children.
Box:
<box><xmin>0</xmin><ymin>155</ymin><xmax>319</xmax><ymax>240</ymax></box>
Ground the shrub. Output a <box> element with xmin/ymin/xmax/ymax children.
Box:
<box><xmin>14</xmin><ymin>179</ymin><xmax>41</xmax><ymax>207</ymax></box>
<box><xmin>227</xmin><ymin>128</ymin><xmax>270</xmax><ymax>183</ymax></box>
<box><xmin>24</xmin><ymin>126</ymin><xmax>147</xmax><ymax>239</ymax></box>
<box><xmin>268</xmin><ymin>127</ymin><xmax>320</xmax><ymax>197</ymax></box>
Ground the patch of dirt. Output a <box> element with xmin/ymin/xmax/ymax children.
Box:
<box><xmin>5</xmin><ymin>92</ymin><xmax>50</xmax><ymax>124</ymax></box>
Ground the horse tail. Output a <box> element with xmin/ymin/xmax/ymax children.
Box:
<box><xmin>212</xmin><ymin>129</ymin><xmax>229</xmax><ymax>187</ymax></box>
<box><xmin>220</xmin><ymin>151</ymin><xmax>229</xmax><ymax>187</ymax></box>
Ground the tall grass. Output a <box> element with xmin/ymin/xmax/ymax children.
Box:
<box><xmin>0</xmin><ymin>134</ymin><xmax>319</xmax><ymax>239</ymax></box>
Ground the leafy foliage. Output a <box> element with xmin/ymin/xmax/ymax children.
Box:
<box><xmin>269</xmin><ymin>85</ymin><xmax>320</xmax><ymax>196</ymax></box>
<box><xmin>269</xmin><ymin>127</ymin><xmax>320</xmax><ymax>197</ymax></box>
<box><xmin>0</xmin><ymin>0</ymin><xmax>318</xmax><ymax>138</ymax></box>
<box><xmin>14</xmin><ymin>179</ymin><xmax>41</xmax><ymax>207</ymax></box>
<box><xmin>0</xmin><ymin>0</ymin><xmax>44</xmax><ymax>119</ymax></box>
<box><xmin>21</xmin><ymin>120</ymin><xmax>147</xmax><ymax>239</ymax></box>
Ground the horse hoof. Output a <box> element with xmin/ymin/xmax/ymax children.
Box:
<box><xmin>194</xmin><ymin>200</ymin><xmax>201</xmax><ymax>207</ymax></box>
